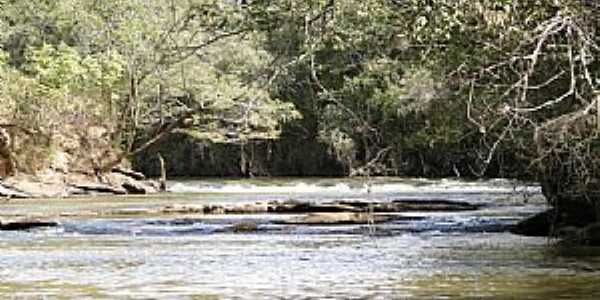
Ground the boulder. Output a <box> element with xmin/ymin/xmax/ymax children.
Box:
<box><xmin>106</xmin><ymin>172</ymin><xmax>158</xmax><ymax>194</ymax></box>
<box><xmin>511</xmin><ymin>209</ymin><xmax>554</xmax><ymax>236</ymax></box>
<box><xmin>513</xmin><ymin>205</ymin><xmax>597</xmax><ymax>238</ymax></box>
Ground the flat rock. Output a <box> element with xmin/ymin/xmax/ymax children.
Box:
<box><xmin>268</xmin><ymin>201</ymin><xmax>363</xmax><ymax>213</ymax></box>
<box><xmin>2</xmin><ymin>175</ymin><xmax>69</xmax><ymax>198</ymax></box>
<box><xmin>266</xmin><ymin>199</ymin><xmax>480</xmax><ymax>214</ymax></box>
<box><xmin>71</xmin><ymin>182</ymin><xmax>128</xmax><ymax>195</ymax></box>
<box><xmin>111</xmin><ymin>167</ymin><xmax>146</xmax><ymax>180</ymax></box>
<box><xmin>103</xmin><ymin>208</ymin><xmax>156</xmax><ymax>216</ymax></box>
<box><xmin>372</xmin><ymin>200</ymin><xmax>480</xmax><ymax>212</ymax></box>
<box><xmin>223</xmin><ymin>203</ymin><xmax>270</xmax><ymax>214</ymax></box>
<box><xmin>161</xmin><ymin>205</ymin><xmax>206</xmax><ymax>214</ymax></box>
<box><xmin>1</xmin><ymin>170</ymin><xmax>159</xmax><ymax>198</ymax></box>
<box><xmin>280</xmin><ymin>212</ymin><xmax>396</xmax><ymax>225</ymax></box>
<box><xmin>122</xmin><ymin>181</ymin><xmax>150</xmax><ymax>194</ymax></box>
<box><xmin>0</xmin><ymin>183</ymin><xmax>30</xmax><ymax>198</ymax></box>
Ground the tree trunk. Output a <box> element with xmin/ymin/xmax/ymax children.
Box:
<box><xmin>98</xmin><ymin>110</ymin><xmax>194</xmax><ymax>173</ymax></box>
<box><xmin>158</xmin><ymin>153</ymin><xmax>167</xmax><ymax>192</ymax></box>
<box><xmin>0</xmin><ymin>128</ymin><xmax>15</xmax><ymax>178</ymax></box>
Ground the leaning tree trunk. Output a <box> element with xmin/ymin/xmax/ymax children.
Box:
<box><xmin>0</xmin><ymin>127</ymin><xmax>15</xmax><ymax>178</ymax></box>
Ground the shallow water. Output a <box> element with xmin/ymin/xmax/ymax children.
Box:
<box><xmin>1</xmin><ymin>178</ymin><xmax>599</xmax><ymax>299</ymax></box>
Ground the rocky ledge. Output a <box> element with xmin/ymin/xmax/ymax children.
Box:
<box><xmin>159</xmin><ymin>199</ymin><xmax>481</xmax><ymax>216</ymax></box>
<box><xmin>0</xmin><ymin>198</ymin><xmax>482</xmax><ymax>232</ymax></box>
<box><xmin>0</xmin><ymin>168</ymin><xmax>159</xmax><ymax>198</ymax></box>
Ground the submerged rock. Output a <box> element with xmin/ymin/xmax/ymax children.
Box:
<box><xmin>0</xmin><ymin>219</ymin><xmax>58</xmax><ymax>231</ymax></box>
<box><xmin>229</xmin><ymin>221</ymin><xmax>260</xmax><ymax>232</ymax></box>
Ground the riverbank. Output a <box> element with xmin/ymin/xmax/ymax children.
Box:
<box><xmin>4</xmin><ymin>174</ymin><xmax>598</xmax><ymax>246</ymax></box>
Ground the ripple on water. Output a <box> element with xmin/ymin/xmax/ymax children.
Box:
<box><xmin>2</xmin><ymin>178</ymin><xmax>599</xmax><ymax>299</ymax></box>
<box><xmin>1</xmin><ymin>231</ymin><xmax>600</xmax><ymax>299</ymax></box>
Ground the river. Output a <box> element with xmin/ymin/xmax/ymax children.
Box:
<box><xmin>1</xmin><ymin>177</ymin><xmax>600</xmax><ymax>299</ymax></box>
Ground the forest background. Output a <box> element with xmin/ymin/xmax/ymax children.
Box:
<box><xmin>0</xmin><ymin>0</ymin><xmax>599</xmax><ymax>199</ymax></box>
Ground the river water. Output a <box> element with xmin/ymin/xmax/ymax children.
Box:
<box><xmin>1</xmin><ymin>178</ymin><xmax>600</xmax><ymax>299</ymax></box>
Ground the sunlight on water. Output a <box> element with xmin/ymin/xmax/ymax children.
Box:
<box><xmin>168</xmin><ymin>177</ymin><xmax>541</xmax><ymax>196</ymax></box>
<box><xmin>0</xmin><ymin>178</ymin><xmax>598</xmax><ymax>299</ymax></box>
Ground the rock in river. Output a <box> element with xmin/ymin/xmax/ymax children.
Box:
<box><xmin>280</xmin><ymin>212</ymin><xmax>400</xmax><ymax>225</ymax></box>
<box><xmin>229</xmin><ymin>221</ymin><xmax>260</xmax><ymax>233</ymax></box>
<box><xmin>0</xmin><ymin>219</ymin><xmax>58</xmax><ymax>231</ymax></box>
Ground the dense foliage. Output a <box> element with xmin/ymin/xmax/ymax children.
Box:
<box><xmin>1</xmin><ymin>0</ymin><xmax>599</xmax><ymax>188</ymax></box>
<box><xmin>238</xmin><ymin>0</ymin><xmax>600</xmax><ymax>180</ymax></box>
<box><xmin>0</xmin><ymin>0</ymin><xmax>299</xmax><ymax>174</ymax></box>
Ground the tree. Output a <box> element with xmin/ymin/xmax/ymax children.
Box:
<box><xmin>0</xmin><ymin>0</ymin><xmax>299</xmax><ymax>174</ymax></box>
<box><xmin>235</xmin><ymin>0</ymin><xmax>486</xmax><ymax>176</ymax></box>
<box><xmin>238</xmin><ymin>0</ymin><xmax>599</xmax><ymax>183</ymax></box>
